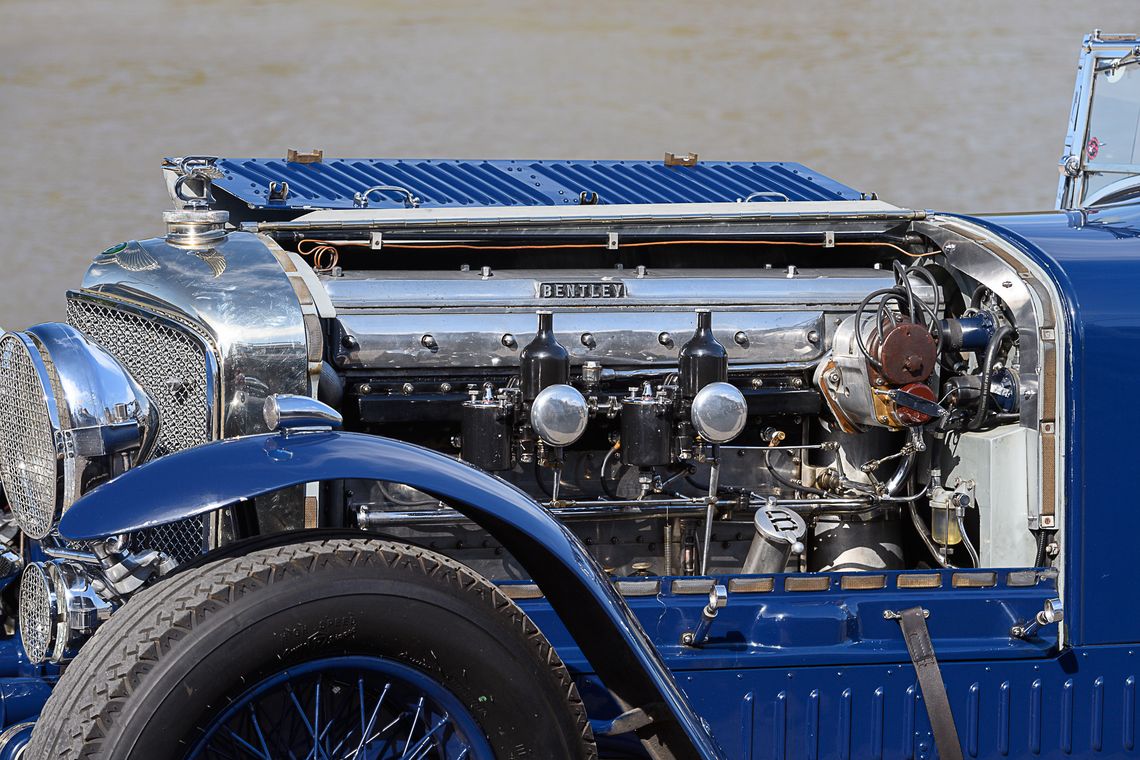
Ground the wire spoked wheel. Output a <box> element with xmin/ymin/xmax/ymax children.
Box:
<box><xmin>188</xmin><ymin>656</ymin><xmax>493</xmax><ymax>760</ymax></box>
<box><xmin>27</xmin><ymin>539</ymin><xmax>595</xmax><ymax>760</ymax></box>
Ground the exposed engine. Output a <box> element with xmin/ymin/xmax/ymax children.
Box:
<box><xmin>0</xmin><ymin>163</ymin><xmax>1062</xmax><ymax>664</ymax></box>
<box><xmin>299</xmin><ymin>229</ymin><xmax>1054</xmax><ymax>582</ymax></box>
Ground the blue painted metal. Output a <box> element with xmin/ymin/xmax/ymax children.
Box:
<box><xmin>0</xmin><ymin>722</ymin><xmax>33</xmax><ymax>760</ymax></box>
<box><xmin>511</xmin><ymin>569</ymin><xmax>1128</xmax><ymax>757</ymax></box>
<box><xmin>211</xmin><ymin>158</ymin><xmax>863</xmax><ymax>210</ymax></box>
<box><xmin>188</xmin><ymin>655</ymin><xmax>494</xmax><ymax>759</ymax></box>
<box><xmin>58</xmin><ymin>431</ymin><xmax>725</xmax><ymax>760</ymax></box>
<box><xmin>962</xmin><ymin>203</ymin><xmax>1140</xmax><ymax>652</ymax></box>
<box><xmin>570</xmin><ymin>644</ymin><xmax>1140</xmax><ymax>758</ymax></box>
<box><xmin>0</xmin><ymin>679</ymin><xmax>52</xmax><ymax>727</ymax></box>
<box><xmin>507</xmin><ymin>568</ymin><xmax>1057</xmax><ymax>672</ymax></box>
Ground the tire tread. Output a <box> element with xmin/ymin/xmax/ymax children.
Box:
<box><xmin>27</xmin><ymin>538</ymin><xmax>597</xmax><ymax>760</ymax></box>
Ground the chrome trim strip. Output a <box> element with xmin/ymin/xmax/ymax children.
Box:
<box><xmin>259</xmin><ymin>200</ymin><xmax>920</xmax><ymax>231</ymax></box>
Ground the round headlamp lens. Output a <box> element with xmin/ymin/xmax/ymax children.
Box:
<box><xmin>0</xmin><ymin>334</ymin><xmax>59</xmax><ymax>538</ymax></box>
<box><xmin>18</xmin><ymin>563</ymin><xmax>55</xmax><ymax>665</ymax></box>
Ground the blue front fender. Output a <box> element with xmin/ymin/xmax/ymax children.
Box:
<box><xmin>59</xmin><ymin>431</ymin><xmax>723</xmax><ymax>760</ymax></box>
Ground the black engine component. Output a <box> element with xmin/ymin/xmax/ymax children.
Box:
<box><xmin>462</xmin><ymin>392</ymin><xmax>514</xmax><ymax>471</ymax></box>
<box><xmin>519</xmin><ymin>311</ymin><xmax>570</xmax><ymax>402</ymax></box>
<box><xmin>620</xmin><ymin>385</ymin><xmax>674</xmax><ymax>467</ymax></box>
<box><xmin>678</xmin><ymin>309</ymin><xmax>728</xmax><ymax>399</ymax></box>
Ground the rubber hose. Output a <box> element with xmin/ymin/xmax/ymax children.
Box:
<box><xmin>318</xmin><ymin>361</ymin><xmax>344</xmax><ymax>407</ymax></box>
<box><xmin>970</xmin><ymin>325</ymin><xmax>1015</xmax><ymax>430</ymax></box>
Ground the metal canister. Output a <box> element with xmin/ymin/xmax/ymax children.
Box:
<box><xmin>461</xmin><ymin>397</ymin><xmax>514</xmax><ymax>471</ymax></box>
<box><xmin>742</xmin><ymin>502</ymin><xmax>807</xmax><ymax>574</ymax></box>
<box><xmin>620</xmin><ymin>388</ymin><xmax>673</xmax><ymax>467</ymax></box>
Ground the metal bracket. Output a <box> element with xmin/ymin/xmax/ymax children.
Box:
<box><xmin>884</xmin><ymin>607</ymin><xmax>929</xmax><ymax>620</ymax></box>
<box><xmin>591</xmin><ymin>704</ymin><xmax>660</xmax><ymax>736</ymax></box>
<box><xmin>370</xmin><ymin>231</ymin><xmax>384</xmax><ymax>250</ymax></box>
<box><xmin>607</xmin><ymin>232</ymin><xmax>619</xmax><ymax>250</ymax></box>
<box><xmin>681</xmin><ymin>584</ymin><xmax>728</xmax><ymax>646</ymax></box>
<box><xmin>267</xmin><ymin>181</ymin><xmax>290</xmax><ymax>204</ymax></box>
<box><xmin>664</xmin><ymin>151</ymin><xmax>699</xmax><ymax>167</ymax></box>
<box><xmin>1011</xmin><ymin>598</ymin><xmax>1064</xmax><ymax>639</ymax></box>
<box><xmin>882</xmin><ymin>388</ymin><xmax>947</xmax><ymax>419</ymax></box>
<box><xmin>286</xmin><ymin>148</ymin><xmax>323</xmax><ymax>164</ymax></box>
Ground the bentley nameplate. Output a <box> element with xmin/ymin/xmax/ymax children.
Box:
<box><xmin>538</xmin><ymin>282</ymin><xmax>626</xmax><ymax>299</ymax></box>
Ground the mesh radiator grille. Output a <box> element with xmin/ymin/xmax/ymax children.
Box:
<box><xmin>66</xmin><ymin>297</ymin><xmax>211</xmax><ymax>562</ymax></box>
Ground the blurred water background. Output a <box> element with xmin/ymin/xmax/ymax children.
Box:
<box><xmin>1</xmin><ymin>0</ymin><xmax>1137</xmax><ymax>328</ymax></box>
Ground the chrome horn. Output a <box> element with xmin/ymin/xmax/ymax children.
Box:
<box><xmin>263</xmin><ymin>394</ymin><xmax>342</xmax><ymax>433</ymax></box>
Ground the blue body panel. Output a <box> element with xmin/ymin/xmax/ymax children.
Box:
<box><xmin>211</xmin><ymin>158</ymin><xmax>862</xmax><ymax>209</ymax></box>
<box><xmin>964</xmin><ymin>204</ymin><xmax>1140</xmax><ymax>650</ymax></box>
<box><xmin>510</xmin><ymin>570</ymin><xmax>1070</xmax><ymax>758</ymax></box>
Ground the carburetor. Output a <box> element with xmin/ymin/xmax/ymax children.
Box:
<box><xmin>460</xmin><ymin>309</ymin><xmax>748</xmax><ymax>484</ymax></box>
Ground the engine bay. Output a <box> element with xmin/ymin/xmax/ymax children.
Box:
<box><xmin>272</xmin><ymin>216</ymin><xmax>1062</xmax><ymax>583</ymax></box>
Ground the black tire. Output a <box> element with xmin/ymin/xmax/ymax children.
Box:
<box><xmin>26</xmin><ymin>538</ymin><xmax>597</xmax><ymax>759</ymax></box>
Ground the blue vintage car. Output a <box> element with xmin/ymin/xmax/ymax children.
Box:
<box><xmin>0</xmin><ymin>30</ymin><xmax>1137</xmax><ymax>760</ymax></box>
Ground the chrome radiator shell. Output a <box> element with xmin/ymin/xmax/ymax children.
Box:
<box><xmin>66</xmin><ymin>231</ymin><xmax>313</xmax><ymax>559</ymax></box>
<box><xmin>73</xmin><ymin>231</ymin><xmax>311</xmax><ymax>438</ymax></box>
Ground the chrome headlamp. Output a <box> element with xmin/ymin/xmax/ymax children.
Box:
<box><xmin>0</xmin><ymin>324</ymin><xmax>158</xmax><ymax>538</ymax></box>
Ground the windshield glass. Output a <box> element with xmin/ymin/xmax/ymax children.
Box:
<box><xmin>1083</xmin><ymin>60</ymin><xmax>1140</xmax><ymax>202</ymax></box>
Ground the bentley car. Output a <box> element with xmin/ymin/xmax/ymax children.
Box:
<box><xmin>0</xmin><ymin>31</ymin><xmax>1137</xmax><ymax>760</ymax></box>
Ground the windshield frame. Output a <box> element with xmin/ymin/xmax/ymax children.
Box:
<box><xmin>1056</xmin><ymin>31</ymin><xmax>1140</xmax><ymax>209</ymax></box>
